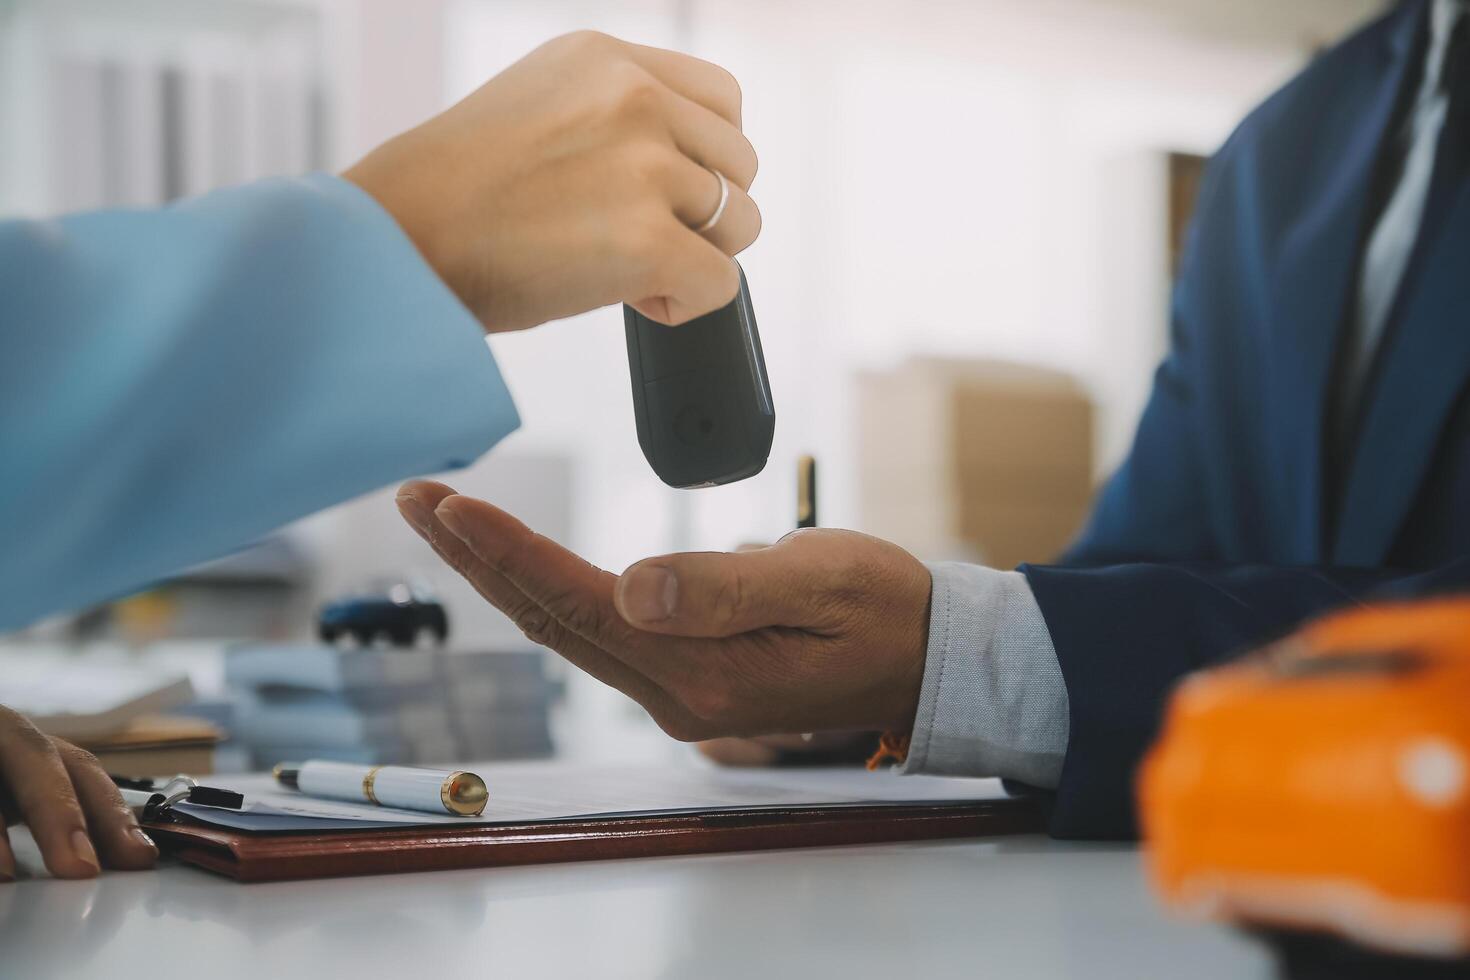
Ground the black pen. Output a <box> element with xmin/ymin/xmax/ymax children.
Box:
<box><xmin>797</xmin><ymin>455</ymin><xmax>817</xmax><ymax>529</ymax></box>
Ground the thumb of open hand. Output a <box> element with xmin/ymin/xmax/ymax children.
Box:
<box><xmin>614</xmin><ymin>536</ymin><xmax>829</xmax><ymax>637</ymax></box>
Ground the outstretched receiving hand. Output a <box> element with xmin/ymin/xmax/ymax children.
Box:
<box><xmin>396</xmin><ymin>481</ymin><xmax>932</xmax><ymax>741</ymax></box>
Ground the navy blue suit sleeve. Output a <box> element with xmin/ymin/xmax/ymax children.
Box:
<box><xmin>1061</xmin><ymin>332</ymin><xmax>1217</xmax><ymax>566</ymax></box>
<box><xmin>1023</xmin><ymin>559</ymin><xmax>1470</xmax><ymax>840</ymax></box>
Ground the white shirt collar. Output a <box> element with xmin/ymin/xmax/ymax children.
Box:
<box><xmin>1428</xmin><ymin>0</ymin><xmax>1466</xmax><ymax>88</ymax></box>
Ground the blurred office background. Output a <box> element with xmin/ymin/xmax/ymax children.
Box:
<box><xmin>0</xmin><ymin>0</ymin><xmax>1387</xmax><ymax>766</ymax></box>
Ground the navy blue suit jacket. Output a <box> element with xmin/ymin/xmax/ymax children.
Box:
<box><xmin>1022</xmin><ymin>0</ymin><xmax>1470</xmax><ymax>839</ymax></box>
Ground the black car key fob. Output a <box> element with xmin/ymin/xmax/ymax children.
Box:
<box><xmin>623</xmin><ymin>262</ymin><xmax>774</xmax><ymax>488</ymax></box>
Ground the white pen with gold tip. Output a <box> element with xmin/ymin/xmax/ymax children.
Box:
<box><xmin>273</xmin><ymin>760</ymin><xmax>489</xmax><ymax>817</ymax></box>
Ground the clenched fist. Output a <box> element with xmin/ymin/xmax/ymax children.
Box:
<box><xmin>345</xmin><ymin>31</ymin><xmax>761</xmax><ymax>331</ymax></box>
<box><xmin>396</xmin><ymin>481</ymin><xmax>933</xmax><ymax>741</ymax></box>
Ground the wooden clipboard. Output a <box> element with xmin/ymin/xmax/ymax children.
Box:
<box><xmin>145</xmin><ymin>796</ymin><xmax>1045</xmax><ymax>883</ymax></box>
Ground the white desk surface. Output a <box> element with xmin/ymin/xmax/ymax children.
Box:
<box><xmin>0</xmin><ymin>829</ymin><xmax>1272</xmax><ymax>980</ymax></box>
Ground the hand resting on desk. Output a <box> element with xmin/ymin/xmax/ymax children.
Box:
<box><xmin>0</xmin><ymin>705</ymin><xmax>157</xmax><ymax>882</ymax></box>
<box><xmin>396</xmin><ymin>481</ymin><xmax>932</xmax><ymax>741</ymax></box>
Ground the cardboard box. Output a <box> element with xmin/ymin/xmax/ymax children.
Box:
<box><xmin>857</xmin><ymin>359</ymin><xmax>1094</xmax><ymax>568</ymax></box>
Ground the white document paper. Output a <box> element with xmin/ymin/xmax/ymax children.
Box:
<box><xmin>173</xmin><ymin>762</ymin><xmax>1011</xmax><ymax>832</ymax></box>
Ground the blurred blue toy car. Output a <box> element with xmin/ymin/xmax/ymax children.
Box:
<box><xmin>317</xmin><ymin>580</ymin><xmax>448</xmax><ymax>647</ymax></box>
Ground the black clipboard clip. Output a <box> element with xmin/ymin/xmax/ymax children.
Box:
<box><xmin>112</xmin><ymin>774</ymin><xmax>244</xmax><ymax>822</ymax></box>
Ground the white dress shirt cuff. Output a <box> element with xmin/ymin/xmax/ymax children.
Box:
<box><xmin>900</xmin><ymin>562</ymin><xmax>1069</xmax><ymax>788</ymax></box>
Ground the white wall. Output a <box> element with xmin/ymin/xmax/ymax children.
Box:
<box><xmin>312</xmin><ymin>0</ymin><xmax>450</xmax><ymax>166</ymax></box>
<box><xmin>0</xmin><ymin>0</ymin><xmax>323</xmax><ymax>215</ymax></box>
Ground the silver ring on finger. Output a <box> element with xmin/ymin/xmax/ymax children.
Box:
<box><xmin>695</xmin><ymin>169</ymin><xmax>730</xmax><ymax>233</ymax></box>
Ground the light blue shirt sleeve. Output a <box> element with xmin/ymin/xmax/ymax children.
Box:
<box><xmin>900</xmin><ymin>562</ymin><xmax>1070</xmax><ymax>788</ymax></box>
<box><xmin>0</xmin><ymin>174</ymin><xmax>518</xmax><ymax>630</ymax></box>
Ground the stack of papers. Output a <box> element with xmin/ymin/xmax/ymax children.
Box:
<box><xmin>225</xmin><ymin>646</ymin><xmax>558</xmax><ymax>767</ymax></box>
<box><xmin>0</xmin><ymin>656</ymin><xmax>194</xmax><ymax>739</ymax></box>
